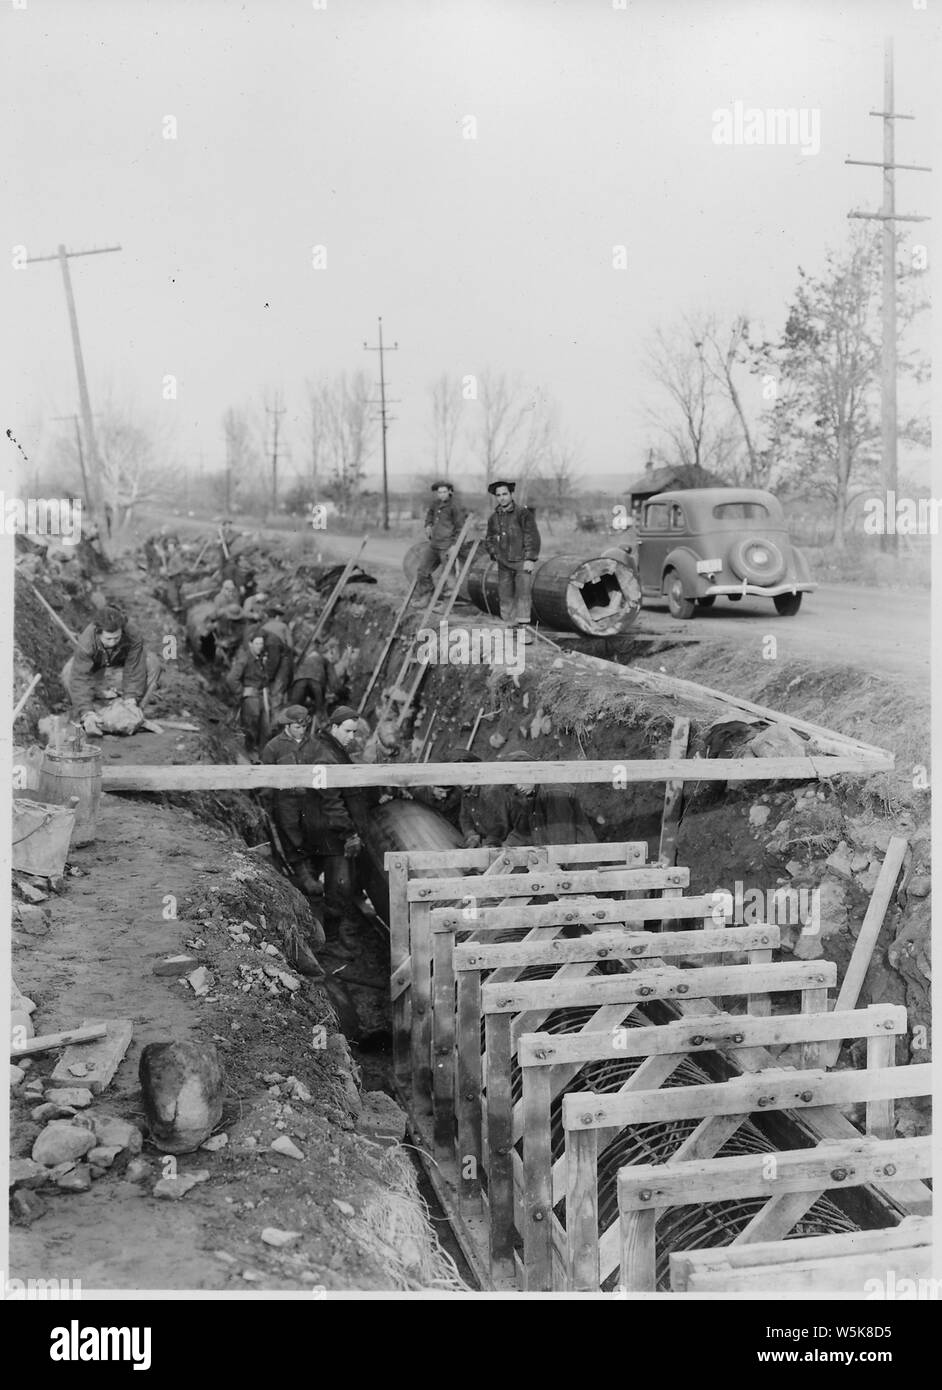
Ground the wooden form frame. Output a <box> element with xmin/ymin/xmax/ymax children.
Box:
<box><xmin>480</xmin><ymin>944</ymin><xmax>837</xmax><ymax>1286</ymax></box>
<box><xmin>564</xmin><ymin>1055</ymin><xmax>930</xmax><ymax>1291</ymax></box>
<box><xmin>618</xmin><ymin>1135</ymin><xmax>933</xmax><ymax>1293</ymax></box>
<box><xmin>669</xmin><ymin>1214</ymin><xmax>933</xmax><ymax>1294</ymax></box>
<box><xmin>517</xmin><ymin>1002</ymin><xmax>909</xmax><ymax>1291</ymax></box>
<box><xmin>383</xmin><ymin>839</ymin><xmax>652</xmax><ymax>1287</ymax></box>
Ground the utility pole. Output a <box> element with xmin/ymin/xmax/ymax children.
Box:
<box><xmin>847</xmin><ymin>36</ymin><xmax>930</xmax><ymax>556</ymax></box>
<box><xmin>26</xmin><ymin>243</ymin><xmax>121</xmax><ymax>550</ymax></box>
<box><xmin>265</xmin><ymin>392</ymin><xmax>286</xmax><ymax>514</ymax></box>
<box><xmin>364</xmin><ymin>316</ymin><xmax>399</xmax><ymax>530</ymax></box>
<box><xmin>51</xmin><ymin>412</ymin><xmax>95</xmax><ymax>502</ymax></box>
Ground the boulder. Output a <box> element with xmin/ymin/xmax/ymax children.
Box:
<box><xmin>45</xmin><ymin>1088</ymin><xmax>94</xmax><ymax>1109</ymax></box>
<box><xmin>9</xmin><ymin>1158</ymin><xmax>50</xmax><ymax>1190</ymax></box>
<box><xmin>11</xmin><ymin>1189</ymin><xmax>47</xmax><ymax>1225</ymax></box>
<box><xmin>56</xmin><ymin>1165</ymin><xmax>92</xmax><ymax>1193</ymax></box>
<box><xmin>152</xmin><ymin>1169</ymin><xmax>210</xmax><ymax>1200</ymax></box>
<box><xmin>139</xmin><ymin>1041</ymin><xmax>225</xmax><ymax>1154</ymax></box>
<box><xmin>32</xmin><ymin>1122</ymin><xmax>97</xmax><ymax>1167</ymax></box>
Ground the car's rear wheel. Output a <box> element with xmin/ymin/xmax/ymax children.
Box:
<box><xmin>773</xmin><ymin>592</ymin><xmax>803</xmax><ymax>616</ymax></box>
<box><xmin>696</xmin><ymin>595</ymin><xmax>716</xmax><ymax>609</ymax></box>
<box><xmin>665</xmin><ymin>569</ymin><xmax>696</xmax><ymax>619</ymax></box>
<box><xmin>728</xmin><ymin>536</ymin><xmax>787</xmax><ymax>586</ymax></box>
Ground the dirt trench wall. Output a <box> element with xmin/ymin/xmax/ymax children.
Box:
<box><xmin>325</xmin><ymin>587</ymin><xmax>931</xmax><ymax>1100</ymax></box>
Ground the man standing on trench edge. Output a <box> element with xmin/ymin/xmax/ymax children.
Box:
<box><xmin>485</xmin><ymin>479</ymin><xmax>540</xmax><ymax>643</ymax></box>
<box><xmin>301</xmin><ymin>704</ymin><xmax>366</xmax><ymax>959</ymax></box>
<box><xmin>414</xmin><ymin>481</ymin><xmax>466</xmax><ymax>605</ymax></box>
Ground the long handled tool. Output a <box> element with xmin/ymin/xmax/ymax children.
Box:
<box><xmin>27</xmin><ymin>582</ymin><xmax>79</xmax><ymax>647</ymax></box>
<box><xmin>297</xmin><ymin>536</ymin><xmax>370</xmax><ymax>669</ymax></box>
<box><xmin>465</xmin><ymin>704</ymin><xmax>485</xmax><ymax>752</ymax></box>
<box><xmin>13</xmin><ymin>673</ymin><xmax>42</xmax><ymax>722</ymax></box>
<box><xmin>419</xmin><ymin>709</ymin><xmax>438</xmax><ymax>761</ymax></box>
<box><xmin>357</xmin><ymin>574</ymin><xmax>419</xmax><ymax>715</ymax></box>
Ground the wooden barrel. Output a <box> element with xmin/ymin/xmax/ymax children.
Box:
<box><xmin>38</xmin><ymin>745</ymin><xmax>102</xmax><ymax>847</ymax></box>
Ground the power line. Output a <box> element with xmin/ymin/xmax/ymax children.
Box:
<box><xmin>265</xmin><ymin>392</ymin><xmax>286</xmax><ymax>513</ymax></box>
<box><xmin>364</xmin><ymin>316</ymin><xmax>399</xmax><ymax>531</ymax></box>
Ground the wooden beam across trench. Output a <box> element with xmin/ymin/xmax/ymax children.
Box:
<box><xmin>102</xmin><ymin>750</ymin><xmax>892</xmax><ymax>793</ymax></box>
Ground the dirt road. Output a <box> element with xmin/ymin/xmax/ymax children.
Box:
<box><xmin>301</xmin><ymin>530</ymin><xmax>928</xmax><ymax>683</ymax></box>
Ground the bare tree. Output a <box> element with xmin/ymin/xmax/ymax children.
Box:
<box><xmin>321</xmin><ymin>370</ymin><xmax>377</xmax><ymax>510</ymax></box>
<box><xmin>475</xmin><ymin>369</ymin><xmax>555</xmax><ymax>488</ymax></box>
<box><xmin>427</xmin><ymin>373</ymin><xmax>465</xmax><ymax>480</ymax></box>
<box><xmin>644</xmin><ymin>320</ymin><xmax>742</xmax><ymax>476</ymax></box>
<box><xmin>222</xmin><ymin>407</ymin><xmax>260</xmax><ymax>509</ymax></box>
<box><xmin>305</xmin><ymin>376</ymin><xmax>331</xmax><ymax>499</ymax></box>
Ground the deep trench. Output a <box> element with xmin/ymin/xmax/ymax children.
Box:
<box><xmin>165</xmin><ymin>570</ymin><xmax>898</xmax><ymax>1290</ymax></box>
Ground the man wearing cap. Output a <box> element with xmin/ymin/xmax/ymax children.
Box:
<box><xmin>63</xmin><ymin>604</ymin><xmax>162</xmax><ymax>736</ymax></box>
<box><xmin>261</xmin><ymin>707</ymin><xmax>324</xmax><ymax>899</ymax></box>
<box><xmin>301</xmin><ymin>705</ymin><xmax>367</xmax><ymax>956</ymax></box>
<box><xmin>227</xmin><ymin>628</ymin><xmax>273</xmax><ymax>761</ymax></box>
<box><xmin>485</xmin><ymin>480</ymin><xmax>540</xmax><ymax>642</ymax></box>
<box><xmin>415</xmin><ymin>482</ymin><xmax>466</xmax><ymax>603</ymax></box>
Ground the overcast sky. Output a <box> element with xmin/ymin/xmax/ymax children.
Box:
<box><xmin>3</xmin><ymin>0</ymin><xmax>937</xmax><ymax>493</ymax></box>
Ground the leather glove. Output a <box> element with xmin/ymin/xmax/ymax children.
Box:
<box><xmin>82</xmin><ymin>712</ymin><xmax>104</xmax><ymax>737</ymax></box>
<box><xmin>464</xmin><ymin>832</ymin><xmax>483</xmax><ymax>849</ymax></box>
<box><xmin>522</xmin><ymin>561</ymin><xmax>535</xmax><ymax>574</ymax></box>
<box><xmin>343</xmin><ymin>833</ymin><xmax>362</xmax><ymax>858</ymax></box>
<box><xmin>101</xmin><ymin>687</ymin><xmax>119</xmax><ymax>700</ymax></box>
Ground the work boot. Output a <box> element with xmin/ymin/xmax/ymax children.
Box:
<box><xmin>291</xmin><ymin>863</ymin><xmax>324</xmax><ymax>898</ymax></box>
<box><xmin>288</xmin><ymin>936</ymin><xmax>325</xmax><ymax>978</ymax></box>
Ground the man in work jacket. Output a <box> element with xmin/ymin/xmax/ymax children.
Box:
<box><xmin>227</xmin><ymin>629</ymin><xmax>273</xmax><ymax>760</ymax></box>
<box><xmin>485</xmin><ymin>479</ymin><xmax>540</xmax><ymax>641</ymax></box>
<box><xmin>301</xmin><ymin>704</ymin><xmax>366</xmax><ymax>956</ymax></box>
<box><xmin>63</xmin><ymin>604</ymin><xmax>162</xmax><ymax>736</ymax></box>
<box><xmin>415</xmin><ymin>482</ymin><xmax>466</xmax><ymax>602</ymax></box>
<box><xmin>260</xmin><ymin>705</ymin><xmax>324</xmax><ymax>901</ymax></box>
<box><xmin>289</xmin><ymin>623</ymin><xmax>336</xmax><ymax>721</ymax></box>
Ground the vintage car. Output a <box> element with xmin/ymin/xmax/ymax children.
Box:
<box><xmin>615</xmin><ymin>487</ymin><xmax>815</xmax><ymax>619</ymax></box>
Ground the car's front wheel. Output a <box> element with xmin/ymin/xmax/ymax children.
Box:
<box><xmin>665</xmin><ymin>570</ymin><xmax>696</xmax><ymax>619</ymax></box>
<box><xmin>773</xmin><ymin>592</ymin><xmax>803</xmax><ymax>616</ymax></box>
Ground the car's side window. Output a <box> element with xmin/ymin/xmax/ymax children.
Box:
<box><xmin>644</xmin><ymin>503</ymin><xmax>670</xmax><ymax>529</ymax></box>
<box><xmin>670</xmin><ymin>505</ymin><xmax>685</xmax><ymax>529</ymax></box>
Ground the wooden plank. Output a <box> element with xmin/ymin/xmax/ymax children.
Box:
<box><xmin>566</xmin><ymin>1128</ymin><xmax>600</xmax><ymax>1291</ymax></box>
<box><xmin>520</xmin><ymin>1065</ymin><xmax>554</xmax><ymax>1291</ymax></box>
<box><xmin>657</xmin><ymin>715</ymin><xmax>690</xmax><ymax>868</ymax></box>
<box><xmin>746</xmin><ymin>947</ymin><xmax>773</xmax><ymax>1017</ymax></box>
<box><xmin>408</xmin><ymin>865</ymin><xmax>688</xmax><ymax>904</ymax></box>
<box><xmin>408</xmin><ymin>902</ymin><xmax>432</xmax><ymax>1113</ymax></box>
<box><xmin>562</xmin><ymin>1062</ymin><xmax>931</xmax><ymax>1130</ymax></box>
<box><xmin>11</xmin><ymin>1022</ymin><xmax>108</xmax><ymax>1058</ymax></box>
<box><xmin>102</xmin><ymin>751</ymin><xmax>893</xmax><ymax>792</ymax></box>
<box><xmin>801</xmin><ymin>987</ymin><xmax>829</xmax><ymax>1069</ymax></box>
<box><xmin>484</xmin><ymin>960</ymin><xmax>836</xmax><ymax>1014</ymax></box>
<box><xmin>517</xmin><ymin>1004</ymin><xmax>908</xmax><ymax>1067</ymax></box>
<box><xmin>734</xmin><ymin>1190</ymin><xmax>822</xmax><ymax>1246</ymax></box>
<box><xmin>386</xmin><ymin>841</ymin><xmax>645</xmax><ymax>873</ymax></box>
<box><xmin>616</xmin><ymin>1136</ymin><xmax>931</xmax><ymax>1210</ymax></box>
<box><xmin>867</xmin><ymin>1032</ymin><xmax>896</xmax><ymax>1140</ymax></box>
<box><xmin>49</xmin><ymin>1019</ymin><xmax>133</xmax><ymax>1094</ymax></box>
<box><xmin>431</xmin><ymin>927</ymin><xmax>457</xmax><ymax>1154</ymax></box>
<box><xmin>455</xmin><ymin>968</ymin><xmax>483</xmax><ymax>1211</ymax></box>
<box><xmin>454</xmin><ymin>924</ymin><xmax>779</xmax><ymax>971</ymax></box>
<box><xmin>484</xmin><ymin>1011</ymin><xmax>515</xmax><ymax>1278</ymax></box>
<box><xmin>387</xmin><ymin>854</ymin><xmax>411</xmax><ymax>1085</ymax></box>
<box><xmin>619</xmin><ymin>1208</ymin><xmax>657</xmax><ymax>1293</ymax></box>
<box><xmin>672</xmin><ymin>1240</ymin><xmax>934</xmax><ymax>1294</ymax></box>
<box><xmin>820</xmin><ymin>836</ymin><xmax>909</xmax><ymax>1067</ymax></box>
<box><xmin>679</xmin><ymin>1214</ymin><xmax>931</xmax><ymax>1274</ymax></box>
<box><xmin>432</xmin><ymin>892</ymin><xmax>720</xmax><ymax>933</ymax></box>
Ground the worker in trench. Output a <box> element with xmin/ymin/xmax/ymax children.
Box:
<box><xmin>227</xmin><ymin>627</ymin><xmax>276</xmax><ymax>761</ymax></box>
<box><xmin>485</xmin><ymin>479</ymin><xmax>541</xmax><ymax>644</ymax></box>
<box><xmin>62</xmin><ymin>604</ymin><xmax>162</xmax><ymax>737</ymax></box>
<box><xmin>413</xmin><ymin>481</ymin><xmax>467</xmax><ymax>605</ymax></box>
<box><xmin>288</xmin><ymin>622</ymin><xmax>336</xmax><ymax>723</ymax></box>
<box><xmin>413</xmin><ymin>749</ymin><xmax>493</xmax><ymax>843</ymax></box>
<box><xmin>301</xmin><ymin>704</ymin><xmax>367</xmax><ymax>958</ymax></box>
<box><xmin>491</xmin><ymin>750</ymin><xmax>597</xmax><ymax>847</ymax></box>
<box><xmin>260</xmin><ymin>705</ymin><xmax>325</xmax><ymax>906</ymax></box>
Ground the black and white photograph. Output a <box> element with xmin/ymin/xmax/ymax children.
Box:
<box><xmin>2</xmin><ymin>0</ymin><xmax>937</xmax><ymax>1336</ymax></box>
